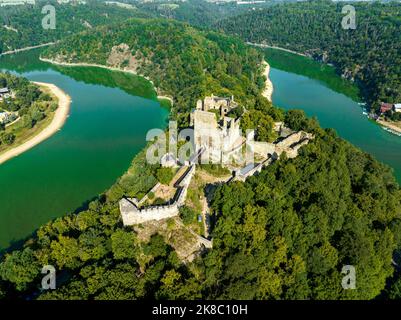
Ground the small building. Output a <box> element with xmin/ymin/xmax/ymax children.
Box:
<box><xmin>0</xmin><ymin>111</ymin><xmax>17</xmax><ymax>125</ymax></box>
<box><xmin>237</xmin><ymin>163</ymin><xmax>256</xmax><ymax>177</ymax></box>
<box><xmin>380</xmin><ymin>103</ymin><xmax>393</xmax><ymax>114</ymax></box>
<box><xmin>0</xmin><ymin>87</ymin><xmax>10</xmax><ymax>101</ymax></box>
<box><xmin>0</xmin><ymin>112</ymin><xmax>6</xmax><ymax>124</ymax></box>
<box><xmin>394</xmin><ymin>104</ymin><xmax>401</xmax><ymax>113</ymax></box>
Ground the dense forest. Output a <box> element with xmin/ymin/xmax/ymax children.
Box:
<box><xmin>214</xmin><ymin>0</ymin><xmax>401</xmax><ymax>112</ymax></box>
<box><xmin>208</xmin><ymin>114</ymin><xmax>401</xmax><ymax>299</ymax></box>
<box><xmin>42</xmin><ymin>18</ymin><xmax>268</xmax><ymax>126</ymax></box>
<box><xmin>0</xmin><ymin>2</ymin><xmax>401</xmax><ymax>299</ymax></box>
<box><xmin>0</xmin><ymin>0</ymin><xmax>150</xmax><ymax>53</ymax></box>
<box><xmin>133</xmin><ymin>0</ymin><xmax>273</xmax><ymax>28</ymax></box>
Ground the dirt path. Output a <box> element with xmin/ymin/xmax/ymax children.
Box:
<box><xmin>0</xmin><ymin>82</ymin><xmax>71</xmax><ymax>165</ymax></box>
<box><xmin>0</xmin><ymin>42</ymin><xmax>55</xmax><ymax>56</ymax></box>
<box><xmin>247</xmin><ymin>42</ymin><xmax>308</xmax><ymax>57</ymax></box>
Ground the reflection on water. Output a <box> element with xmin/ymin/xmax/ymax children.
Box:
<box><xmin>270</xmin><ymin>66</ymin><xmax>401</xmax><ymax>183</ymax></box>
<box><xmin>0</xmin><ymin>49</ymin><xmax>169</xmax><ymax>250</ymax></box>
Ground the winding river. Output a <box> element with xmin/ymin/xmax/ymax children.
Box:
<box><xmin>265</xmin><ymin>48</ymin><xmax>401</xmax><ymax>183</ymax></box>
<box><xmin>0</xmin><ymin>50</ymin><xmax>168</xmax><ymax>250</ymax></box>
<box><xmin>0</xmin><ymin>47</ymin><xmax>400</xmax><ymax>251</ymax></box>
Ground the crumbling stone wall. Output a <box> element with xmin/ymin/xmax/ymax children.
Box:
<box><xmin>120</xmin><ymin>165</ymin><xmax>196</xmax><ymax>226</ymax></box>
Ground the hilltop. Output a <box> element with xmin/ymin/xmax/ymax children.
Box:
<box><xmin>0</xmin><ymin>0</ymin><xmax>149</xmax><ymax>53</ymax></box>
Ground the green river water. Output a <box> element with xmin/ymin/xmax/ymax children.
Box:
<box><xmin>0</xmin><ymin>50</ymin><xmax>169</xmax><ymax>250</ymax></box>
<box><xmin>265</xmin><ymin>48</ymin><xmax>401</xmax><ymax>183</ymax></box>
<box><xmin>0</xmin><ymin>48</ymin><xmax>400</xmax><ymax>251</ymax></box>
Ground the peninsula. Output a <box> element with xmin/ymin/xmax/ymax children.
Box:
<box><xmin>39</xmin><ymin>57</ymin><xmax>173</xmax><ymax>105</ymax></box>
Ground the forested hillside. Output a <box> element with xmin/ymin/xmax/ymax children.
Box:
<box><xmin>134</xmin><ymin>0</ymin><xmax>272</xmax><ymax>28</ymax></box>
<box><xmin>0</xmin><ymin>0</ymin><xmax>149</xmax><ymax>53</ymax></box>
<box><xmin>42</xmin><ymin>18</ymin><xmax>267</xmax><ymax>126</ymax></box>
<box><xmin>215</xmin><ymin>0</ymin><xmax>401</xmax><ymax>111</ymax></box>
<box><xmin>208</xmin><ymin>113</ymin><xmax>401</xmax><ymax>299</ymax></box>
<box><xmin>1</xmin><ymin>108</ymin><xmax>400</xmax><ymax>299</ymax></box>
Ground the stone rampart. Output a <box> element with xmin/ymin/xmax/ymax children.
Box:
<box><xmin>120</xmin><ymin>165</ymin><xmax>195</xmax><ymax>226</ymax></box>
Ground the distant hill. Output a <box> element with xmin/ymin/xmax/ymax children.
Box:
<box><xmin>42</xmin><ymin>18</ymin><xmax>267</xmax><ymax>125</ymax></box>
<box><xmin>214</xmin><ymin>0</ymin><xmax>401</xmax><ymax>110</ymax></box>
<box><xmin>0</xmin><ymin>0</ymin><xmax>150</xmax><ymax>53</ymax></box>
<box><xmin>133</xmin><ymin>0</ymin><xmax>275</xmax><ymax>28</ymax></box>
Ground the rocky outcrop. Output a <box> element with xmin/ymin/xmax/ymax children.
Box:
<box><xmin>106</xmin><ymin>43</ymin><xmax>149</xmax><ymax>73</ymax></box>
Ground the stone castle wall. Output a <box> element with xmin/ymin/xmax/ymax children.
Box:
<box><xmin>120</xmin><ymin>165</ymin><xmax>196</xmax><ymax>226</ymax></box>
<box><xmin>235</xmin><ymin>131</ymin><xmax>314</xmax><ymax>181</ymax></box>
<box><xmin>248</xmin><ymin>141</ymin><xmax>276</xmax><ymax>156</ymax></box>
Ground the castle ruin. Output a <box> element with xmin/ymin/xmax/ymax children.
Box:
<box><xmin>120</xmin><ymin>165</ymin><xmax>195</xmax><ymax>226</ymax></box>
<box><xmin>119</xmin><ymin>95</ymin><xmax>314</xmax><ymax>227</ymax></box>
<box><xmin>191</xmin><ymin>95</ymin><xmax>243</xmax><ymax>164</ymax></box>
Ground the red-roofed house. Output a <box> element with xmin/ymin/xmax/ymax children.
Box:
<box><xmin>380</xmin><ymin>103</ymin><xmax>393</xmax><ymax>114</ymax></box>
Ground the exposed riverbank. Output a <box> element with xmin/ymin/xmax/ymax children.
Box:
<box><xmin>0</xmin><ymin>82</ymin><xmax>71</xmax><ymax>165</ymax></box>
<box><xmin>262</xmin><ymin>60</ymin><xmax>273</xmax><ymax>102</ymax></box>
<box><xmin>39</xmin><ymin>57</ymin><xmax>174</xmax><ymax>105</ymax></box>
<box><xmin>376</xmin><ymin>119</ymin><xmax>401</xmax><ymax>136</ymax></box>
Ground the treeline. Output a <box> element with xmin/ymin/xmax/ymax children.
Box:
<box><xmin>43</xmin><ymin>18</ymin><xmax>268</xmax><ymax>126</ymax></box>
<box><xmin>0</xmin><ymin>148</ymin><xmax>180</xmax><ymax>299</ymax></box>
<box><xmin>214</xmin><ymin>0</ymin><xmax>401</xmax><ymax>111</ymax></box>
<box><xmin>0</xmin><ymin>0</ymin><xmax>149</xmax><ymax>53</ymax></box>
<box><xmin>134</xmin><ymin>0</ymin><xmax>272</xmax><ymax>28</ymax></box>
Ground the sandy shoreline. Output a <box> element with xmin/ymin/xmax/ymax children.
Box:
<box><xmin>262</xmin><ymin>60</ymin><xmax>274</xmax><ymax>102</ymax></box>
<box><xmin>0</xmin><ymin>82</ymin><xmax>71</xmax><ymax>165</ymax></box>
<box><xmin>377</xmin><ymin>119</ymin><xmax>401</xmax><ymax>135</ymax></box>
<box><xmin>39</xmin><ymin>57</ymin><xmax>174</xmax><ymax>104</ymax></box>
